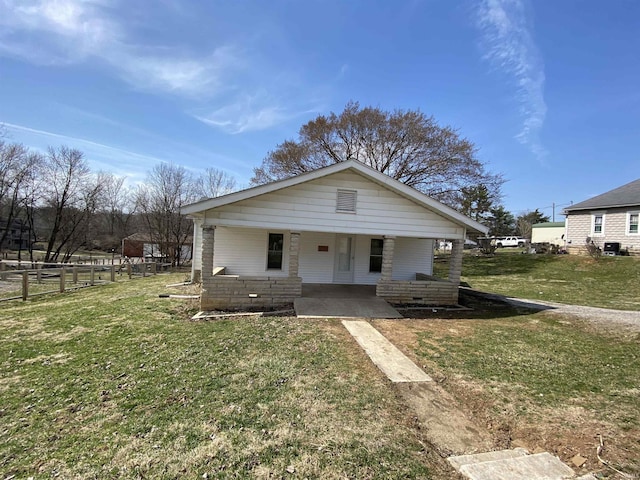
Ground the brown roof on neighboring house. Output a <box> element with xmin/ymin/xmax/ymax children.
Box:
<box><xmin>123</xmin><ymin>233</ymin><xmax>193</xmax><ymax>243</ymax></box>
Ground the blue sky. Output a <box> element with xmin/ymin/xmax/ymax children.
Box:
<box><xmin>1</xmin><ymin>0</ymin><xmax>639</xmax><ymax>218</ymax></box>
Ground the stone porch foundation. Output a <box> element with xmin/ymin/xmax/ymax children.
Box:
<box><xmin>376</xmin><ymin>277</ymin><xmax>458</xmax><ymax>306</ymax></box>
<box><xmin>201</xmin><ymin>275</ymin><xmax>302</xmax><ymax>310</ymax></box>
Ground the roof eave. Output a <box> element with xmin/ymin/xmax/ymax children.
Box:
<box><xmin>564</xmin><ymin>202</ymin><xmax>640</xmax><ymax>214</ymax></box>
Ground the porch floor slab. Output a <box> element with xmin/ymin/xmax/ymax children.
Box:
<box><xmin>295</xmin><ymin>284</ymin><xmax>402</xmax><ymax>319</ymax></box>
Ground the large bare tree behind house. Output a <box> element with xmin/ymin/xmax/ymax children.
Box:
<box><xmin>252</xmin><ymin>101</ymin><xmax>503</xmax><ymax>210</ymax></box>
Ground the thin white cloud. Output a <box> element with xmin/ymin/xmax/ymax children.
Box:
<box><xmin>115</xmin><ymin>45</ymin><xmax>242</xmax><ymax>96</ymax></box>
<box><xmin>2</xmin><ymin>121</ymin><xmax>166</xmax><ymax>181</ymax></box>
<box><xmin>476</xmin><ymin>0</ymin><xmax>548</xmax><ymax>161</ymax></box>
<box><xmin>194</xmin><ymin>92</ymin><xmax>321</xmax><ymax>134</ymax></box>
<box><xmin>0</xmin><ymin>0</ymin><xmax>240</xmax><ymax>97</ymax></box>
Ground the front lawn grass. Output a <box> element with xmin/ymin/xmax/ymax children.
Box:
<box><xmin>1</xmin><ymin>274</ymin><xmax>437</xmax><ymax>479</ymax></box>
<box><xmin>437</xmin><ymin>251</ymin><xmax>640</xmax><ymax>310</ymax></box>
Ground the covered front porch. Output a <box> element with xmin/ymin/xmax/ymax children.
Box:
<box><xmin>195</xmin><ymin>226</ymin><xmax>465</xmax><ymax>311</ymax></box>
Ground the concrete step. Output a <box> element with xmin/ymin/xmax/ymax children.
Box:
<box><xmin>448</xmin><ymin>448</ymin><xmax>529</xmax><ymax>471</ymax></box>
<box><xmin>457</xmin><ymin>451</ymin><xmax>576</xmax><ymax>480</ymax></box>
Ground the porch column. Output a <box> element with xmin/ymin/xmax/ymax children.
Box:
<box><xmin>381</xmin><ymin>235</ymin><xmax>396</xmax><ymax>282</ymax></box>
<box><xmin>288</xmin><ymin>232</ymin><xmax>300</xmax><ymax>278</ymax></box>
<box><xmin>191</xmin><ymin>219</ymin><xmax>202</xmax><ymax>283</ymax></box>
<box><xmin>201</xmin><ymin>226</ymin><xmax>215</xmax><ymax>282</ymax></box>
<box><xmin>448</xmin><ymin>238</ymin><xmax>464</xmax><ymax>285</ymax></box>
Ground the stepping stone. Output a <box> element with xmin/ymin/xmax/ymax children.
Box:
<box><xmin>458</xmin><ymin>452</ymin><xmax>575</xmax><ymax>480</ymax></box>
<box><xmin>448</xmin><ymin>448</ymin><xmax>529</xmax><ymax>470</ymax></box>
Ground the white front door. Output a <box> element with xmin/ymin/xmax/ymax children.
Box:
<box><xmin>334</xmin><ymin>235</ymin><xmax>355</xmax><ymax>283</ymax></box>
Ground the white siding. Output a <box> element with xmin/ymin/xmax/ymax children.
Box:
<box><xmin>203</xmin><ymin>171</ymin><xmax>465</xmax><ymax>239</ymax></box>
<box><xmin>392</xmin><ymin>238</ymin><xmax>433</xmax><ymax>280</ymax></box>
<box><xmin>298</xmin><ymin>232</ymin><xmax>336</xmax><ymax>283</ymax></box>
<box><xmin>213</xmin><ymin>227</ymin><xmax>289</xmax><ymax>277</ymax></box>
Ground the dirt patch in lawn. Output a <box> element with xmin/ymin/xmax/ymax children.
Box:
<box><xmin>373</xmin><ymin>294</ymin><xmax>640</xmax><ymax>478</ymax></box>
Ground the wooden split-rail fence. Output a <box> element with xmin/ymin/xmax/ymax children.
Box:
<box><xmin>0</xmin><ymin>261</ymin><xmax>163</xmax><ymax>302</ymax></box>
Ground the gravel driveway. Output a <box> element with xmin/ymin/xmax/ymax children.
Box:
<box><xmin>503</xmin><ymin>296</ymin><xmax>640</xmax><ymax>333</ymax></box>
<box><xmin>461</xmin><ymin>288</ymin><xmax>640</xmax><ymax>333</ymax></box>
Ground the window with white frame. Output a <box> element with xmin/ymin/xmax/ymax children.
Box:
<box><xmin>592</xmin><ymin>212</ymin><xmax>605</xmax><ymax>235</ymax></box>
<box><xmin>267</xmin><ymin>233</ymin><xmax>284</xmax><ymax>269</ymax></box>
<box><xmin>628</xmin><ymin>212</ymin><xmax>639</xmax><ymax>235</ymax></box>
<box><xmin>369</xmin><ymin>238</ymin><xmax>384</xmax><ymax>272</ymax></box>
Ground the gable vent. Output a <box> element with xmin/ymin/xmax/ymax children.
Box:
<box><xmin>336</xmin><ymin>189</ymin><xmax>357</xmax><ymax>213</ymax></box>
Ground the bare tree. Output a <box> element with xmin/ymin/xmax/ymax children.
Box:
<box><xmin>194</xmin><ymin>167</ymin><xmax>237</xmax><ymax>199</ymax></box>
<box><xmin>96</xmin><ymin>173</ymin><xmax>137</xmax><ymax>248</ymax></box>
<box><xmin>40</xmin><ymin>146</ymin><xmax>103</xmax><ymax>263</ymax></box>
<box><xmin>0</xmin><ymin>142</ymin><xmax>42</xmax><ymax>251</ymax></box>
<box><xmin>136</xmin><ymin>163</ymin><xmax>197</xmax><ymax>266</ymax></box>
<box><xmin>252</xmin><ymin>101</ymin><xmax>503</xmax><ymax>208</ymax></box>
<box><xmin>21</xmin><ymin>162</ymin><xmax>43</xmax><ymax>262</ymax></box>
<box><xmin>515</xmin><ymin>209</ymin><xmax>550</xmax><ymax>239</ymax></box>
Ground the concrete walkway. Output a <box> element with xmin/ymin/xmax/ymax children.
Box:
<box><xmin>341</xmin><ymin>320</ymin><xmax>431</xmax><ymax>382</ymax></box>
<box><xmin>342</xmin><ymin>320</ymin><xmax>493</xmax><ymax>454</ymax></box>
<box><xmin>342</xmin><ymin>319</ymin><xmax>598</xmax><ymax>477</ymax></box>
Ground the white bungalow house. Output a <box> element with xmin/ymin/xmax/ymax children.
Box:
<box><xmin>182</xmin><ymin>160</ymin><xmax>488</xmax><ymax>310</ymax></box>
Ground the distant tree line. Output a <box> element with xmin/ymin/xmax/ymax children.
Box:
<box><xmin>458</xmin><ymin>183</ymin><xmax>551</xmax><ymax>237</ymax></box>
<box><xmin>0</xmin><ymin>140</ymin><xmax>236</xmax><ymax>265</ymax></box>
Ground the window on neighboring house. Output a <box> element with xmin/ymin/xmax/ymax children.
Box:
<box><xmin>592</xmin><ymin>213</ymin><xmax>604</xmax><ymax>235</ymax></box>
<box><xmin>629</xmin><ymin>212</ymin><xmax>639</xmax><ymax>234</ymax></box>
<box><xmin>267</xmin><ymin>233</ymin><xmax>284</xmax><ymax>269</ymax></box>
<box><xmin>369</xmin><ymin>238</ymin><xmax>384</xmax><ymax>272</ymax></box>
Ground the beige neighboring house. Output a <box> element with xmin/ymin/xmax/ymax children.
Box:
<box><xmin>531</xmin><ymin>222</ymin><xmax>566</xmax><ymax>247</ymax></box>
<box><xmin>563</xmin><ymin>178</ymin><xmax>640</xmax><ymax>256</ymax></box>
<box><xmin>182</xmin><ymin>159</ymin><xmax>488</xmax><ymax>311</ymax></box>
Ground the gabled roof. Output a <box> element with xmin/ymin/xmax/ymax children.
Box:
<box><xmin>182</xmin><ymin>159</ymin><xmax>488</xmax><ymax>234</ymax></box>
<box><xmin>564</xmin><ymin>178</ymin><xmax>640</xmax><ymax>213</ymax></box>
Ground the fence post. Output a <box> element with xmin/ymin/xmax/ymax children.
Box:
<box><xmin>73</xmin><ymin>266</ymin><xmax>78</xmax><ymax>284</ymax></box>
<box><xmin>110</xmin><ymin>265</ymin><xmax>115</xmax><ymax>282</ymax></box>
<box><xmin>90</xmin><ymin>266</ymin><xmax>95</xmax><ymax>285</ymax></box>
<box><xmin>0</xmin><ymin>262</ymin><xmax>6</xmax><ymax>281</ymax></box>
<box><xmin>37</xmin><ymin>264</ymin><xmax>42</xmax><ymax>284</ymax></box>
<box><xmin>127</xmin><ymin>263</ymin><xmax>132</xmax><ymax>279</ymax></box>
<box><xmin>22</xmin><ymin>271</ymin><xmax>28</xmax><ymax>301</ymax></box>
<box><xmin>152</xmin><ymin>262</ymin><xmax>157</xmax><ymax>275</ymax></box>
<box><xmin>60</xmin><ymin>268</ymin><xmax>66</xmax><ymax>293</ymax></box>
<box><xmin>142</xmin><ymin>262</ymin><xmax>146</xmax><ymax>278</ymax></box>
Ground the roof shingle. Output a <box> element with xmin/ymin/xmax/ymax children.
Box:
<box><xmin>564</xmin><ymin>178</ymin><xmax>640</xmax><ymax>212</ymax></box>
